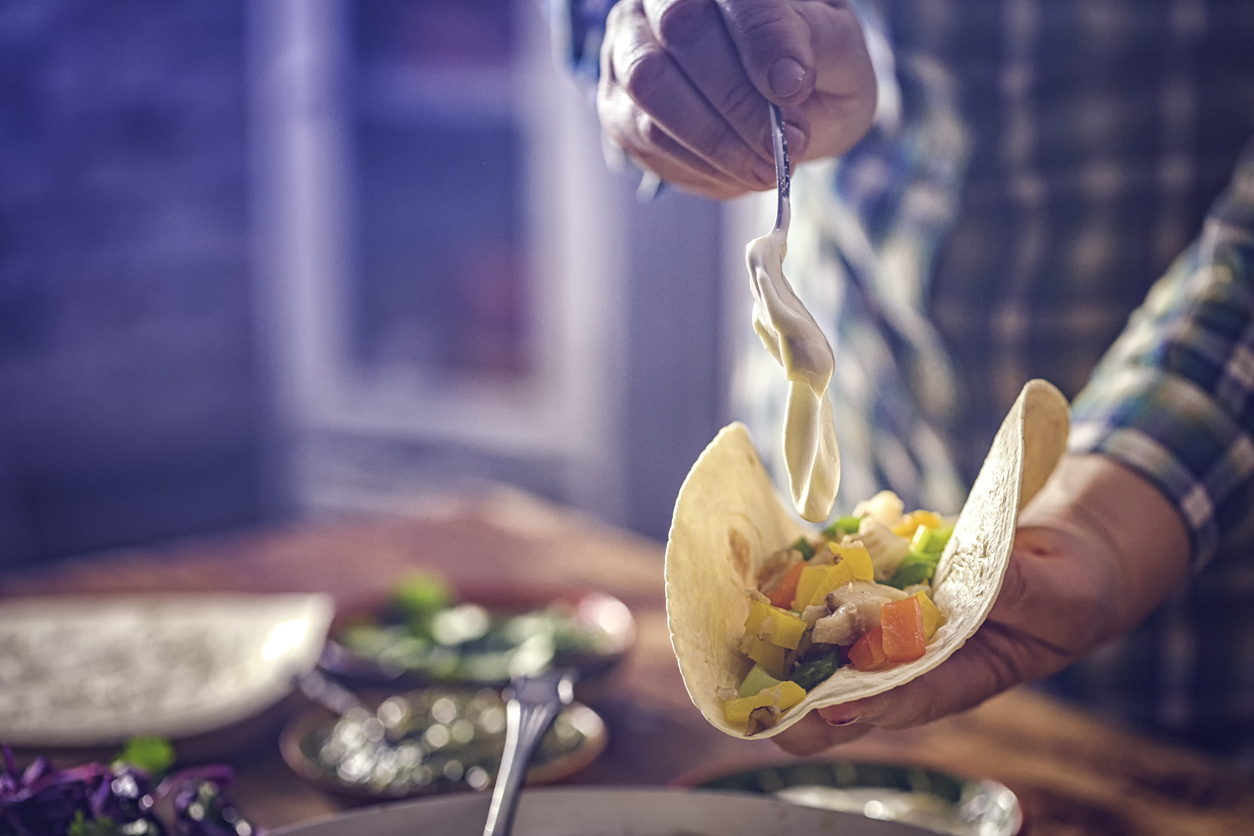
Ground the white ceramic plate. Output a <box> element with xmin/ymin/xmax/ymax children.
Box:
<box><xmin>271</xmin><ymin>787</ymin><xmax>936</xmax><ymax>835</ymax></box>
<box><xmin>0</xmin><ymin>593</ymin><xmax>334</xmax><ymax>745</ymax></box>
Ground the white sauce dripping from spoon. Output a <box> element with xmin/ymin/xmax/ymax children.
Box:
<box><xmin>746</xmin><ymin>106</ymin><xmax>840</xmax><ymax>522</ymax></box>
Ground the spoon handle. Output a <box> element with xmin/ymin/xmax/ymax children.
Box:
<box><xmin>481</xmin><ymin>669</ymin><xmax>576</xmax><ymax>836</ymax></box>
<box><xmin>769</xmin><ymin>102</ymin><xmax>791</xmax><ymax>232</ymax></box>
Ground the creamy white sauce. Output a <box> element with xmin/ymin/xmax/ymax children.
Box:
<box><xmin>746</xmin><ymin>205</ymin><xmax>840</xmax><ymax>522</ymax></box>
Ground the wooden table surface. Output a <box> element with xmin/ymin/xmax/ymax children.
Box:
<box><xmin>3</xmin><ymin>488</ymin><xmax>1253</xmax><ymax>835</ymax></box>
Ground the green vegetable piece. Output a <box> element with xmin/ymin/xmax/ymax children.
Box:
<box><xmin>737</xmin><ymin>663</ymin><xmax>784</xmax><ymax>698</ymax></box>
<box><xmin>114</xmin><ymin>735</ymin><xmax>174</xmax><ymax>778</ymax></box>
<box><xmin>917</xmin><ymin>523</ymin><xmax>955</xmax><ymax>553</ymax></box>
<box><xmin>394</xmin><ymin>572</ymin><xmax>453</xmax><ymax>616</ymax></box>
<box><xmin>887</xmin><ymin>551</ymin><xmax>941</xmax><ymax>589</ymax></box>
<box><xmin>822</xmin><ymin>515</ymin><xmax>862</xmax><ymax>539</ymax></box>
<box><xmin>791</xmin><ymin>651</ymin><xmax>839</xmax><ymax>691</ymax></box>
<box><xmin>790</xmin><ymin>536</ymin><xmax>816</xmax><ymax>561</ymax></box>
<box><xmin>69</xmin><ymin>812</ymin><xmax>120</xmax><ymax>836</ymax></box>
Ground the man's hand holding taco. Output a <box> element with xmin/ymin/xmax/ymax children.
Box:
<box><xmin>774</xmin><ymin>454</ymin><xmax>1189</xmax><ymax>753</ymax></box>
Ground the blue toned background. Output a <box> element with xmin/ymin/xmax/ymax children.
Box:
<box><xmin>0</xmin><ymin>0</ymin><xmax>731</xmax><ymax>564</ymax></box>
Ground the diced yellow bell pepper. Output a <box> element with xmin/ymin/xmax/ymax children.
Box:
<box><xmin>892</xmin><ymin>510</ymin><xmax>943</xmax><ymax>538</ymax></box>
<box><xmin>914</xmin><ymin>510</ymin><xmax>943</xmax><ymax>529</ymax></box>
<box><xmin>724</xmin><ymin>692</ymin><xmax>770</xmax><ymax>728</ymax></box>
<box><xmin>723</xmin><ymin>681</ymin><xmax>808</xmax><ymax>729</ymax></box>
<box><xmin>774</xmin><ymin>680</ymin><xmax>806</xmax><ymax>709</ymax></box>
<box><xmin>763</xmin><ymin>608</ymin><xmax>807</xmax><ymax>649</ymax></box>
<box><xmin>832</xmin><ymin>543</ymin><xmax>874</xmax><ymax>581</ymax></box>
<box><xmin>913</xmin><ymin>590</ymin><xmax>944</xmax><ymax>641</ymax></box>
<box><xmin>744</xmin><ymin>635</ymin><xmax>788</xmax><ymax>679</ymax></box>
<box><xmin>743</xmin><ymin>599</ymin><xmax>773</xmax><ymax>635</ymax></box>
<box><xmin>743</xmin><ymin>600</ymin><xmax>807</xmax><ymax>650</ymax></box>
<box><xmin>791</xmin><ymin>564</ymin><xmax>828</xmax><ymax>611</ymax></box>
<box><xmin>806</xmin><ymin>560</ymin><xmax>855</xmax><ymax>608</ymax></box>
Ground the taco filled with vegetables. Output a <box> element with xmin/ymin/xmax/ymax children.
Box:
<box><xmin>664</xmin><ymin>379</ymin><xmax>1069</xmax><ymax>738</ymax></box>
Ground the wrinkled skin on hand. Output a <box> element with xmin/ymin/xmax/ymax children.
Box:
<box><xmin>772</xmin><ymin>454</ymin><xmax>1192</xmax><ymax>755</ymax></box>
<box><xmin>598</xmin><ymin>0</ymin><xmax>876</xmax><ymax>199</ymax></box>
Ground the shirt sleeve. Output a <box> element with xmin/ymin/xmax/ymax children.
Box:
<box><xmin>1069</xmin><ymin>135</ymin><xmax>1254</xmax><ymax>570</ymax></box>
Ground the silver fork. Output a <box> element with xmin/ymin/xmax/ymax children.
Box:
<box><xmin>769</xmin><ymin>102</ymin><xmax>791</xmax><ymax>231</ymax></box>
<box><xmin>481</xmin><ymin>668</ymin><xmax>577</xmax><ymax>836</ymax></box>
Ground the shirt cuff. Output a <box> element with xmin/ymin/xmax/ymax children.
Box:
<box><xmin>1069</xmin><ymin>367</ymin><xmax>1254</xmax><ymax>569</ymax></box>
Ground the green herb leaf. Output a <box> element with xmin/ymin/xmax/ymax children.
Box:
<box><xmin>790</xmin><ymin>537</ymin><xmax>816</xmax><ymax>561</ymax></box>
<box><xmin>822</xmin><ymin>515</ymin><xmax>862</xmax><ymax>539</ymax></box>
<box><xmin>114</xmin><ymin>735</ymin><xmax>174</xmax><ymax>778</ymax></box>
<box><xmin>887</xmin><ymin>551</ymin><xmax>941</xmax><ymax>589</ymax></box>
<box><xmin>790</xmin><ymin>651</ymin><xmax>840</xmax><ymax>690</ymax></box>
<box><xmin>68</xmin><ymin>811</ymin><xmax>121</xmax><ymax>836</ymax></box>
<box><xmin>394</xmin><ymin>573</ymin><xmax>453</xmax><ymax>617</ymax></box>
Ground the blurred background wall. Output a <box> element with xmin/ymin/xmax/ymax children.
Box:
<box><xmin>0</xmin><ymin>0</ymin><xmax>738</xmax><ymax>565</ymax></box>
<box><xmin>0</xmin><ymin>2</ymin><xmax>272</xmax><ymax>563</ymax></box>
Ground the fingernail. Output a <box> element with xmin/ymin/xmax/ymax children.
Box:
<box><xmin>769</xmin><ymin>57</ymin><xmax>806</xmax><ymax>98</ymax></box>
<box><xmin>826</xmin><ymin>713</ymin><xmax>862</xmax><ymax>727</ymax></box>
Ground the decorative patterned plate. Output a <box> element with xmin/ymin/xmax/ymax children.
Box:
<box><xmin>0</xmin><ymin>593</ymin><xmax>333</xmax><ymax>746</ymax></box>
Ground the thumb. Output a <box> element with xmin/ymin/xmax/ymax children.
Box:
<box><xmin>715</xmin><ymin>0</ymin><xmax>815</xmax><ymax>104</ymax></box>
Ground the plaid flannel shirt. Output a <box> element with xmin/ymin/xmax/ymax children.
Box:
<box><xmin>560</xmin><ymin>0</ymin><xmax>1254</xmax><ymax>762</ymax></box>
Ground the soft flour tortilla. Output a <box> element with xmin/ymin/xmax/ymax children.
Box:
<box><xmin>664</xmin><ymin>379</ymin><xmax>1069</xmax><ymax>738</ymax></box>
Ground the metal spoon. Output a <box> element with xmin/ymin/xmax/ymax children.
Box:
<box><xmin>769</xmin><ymin>102</ymin><xmax>791</xmax><ymax>232</ymax></box>
<box><xmin>481</xmin><ymin>668</ymin><xmax>577</xmax><ymax>836</ymax></box>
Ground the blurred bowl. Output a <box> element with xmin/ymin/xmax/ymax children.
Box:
<box><xmin>270</xmin><ymin>787</ymin><xmax>956</xmax><ymax>836</ymax></box>
<box><xmin>280</xmin><ymin>685</ymin><xmax>607</xmax><ymax>801</ymax></box>
<box><xmin>318</xmin><ymin>585</ymin><xmax>634</xmax><ymax>690</ymax></box>
<box><xmin>0</xmin><ymin>593</ymin><xmax>333</xmax><ymax>748</ymax></box>
<box><xmin>680</xmin><ymin>760</ymin><xmax>1023</xmax><ymax>836</ymax></box>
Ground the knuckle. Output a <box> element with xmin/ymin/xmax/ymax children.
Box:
<box><xmin>728</xmin><ymin>2</ymin><xmax>793</xmax><ymax>44</ymax></box>
<box><xmin>605</xmin><ymin>0</ymin><xmax>640</xmax><ymax>33</ymax></box>
<box><xmin>716</xmin><ymin>79</ymin><xmax>765</xmax><ymax>122</ymax></box>
<box><xmin>596</xmin><ymin>95</ymin><xmax>625</xmax><ymax>142</ymax></box>
<box><xmin>620</xmin><ymin>44</ymin><xmax>671</xmax><ymax>107</ymax></box>
<box><xmin>832</xmin><ymin>4</ymin><xmax>867</xmax><ymax>50</ymax></box>
<box><xmin>631</xmin><ymin>109</ymin><xmax>657</xmax><ymax>142</ymax></box>
<box><xmin>968</xmin><ymin>625</ymin><xmax>1032</xmax><ymax>702</ymax></box>
<box><xmin>983</xmin><ymin>638</ymin><xmax>1027</xmax><ymax>695</ymax></box>
<box><xmin>652</xmin><ymin>0</ymin><xmax>716</xmax><ymax>49</ymax></box>
<box><xmin>702</xmin><ymin>123</ymin><xmax>750</xmax><ymax>167</ymax></box>
<box><xmin>638</xmin><ymin>114</ymin><xmax>670</xmax><ymax>149</ymax></box>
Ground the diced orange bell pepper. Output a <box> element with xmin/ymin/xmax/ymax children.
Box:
<box><xmin>767</xmin><ymin>563</ymin><xmax>805</xmax><ymax>609</ymax></box>
<box><xmin>881</xmin><ymin>597</ymin><xmax>926</xmax><ymax>663</ymax></box>
<box><xmin>847</xmin><ymin>626</ymin><xmax>888</xmax><ymax>671</ymax></box>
